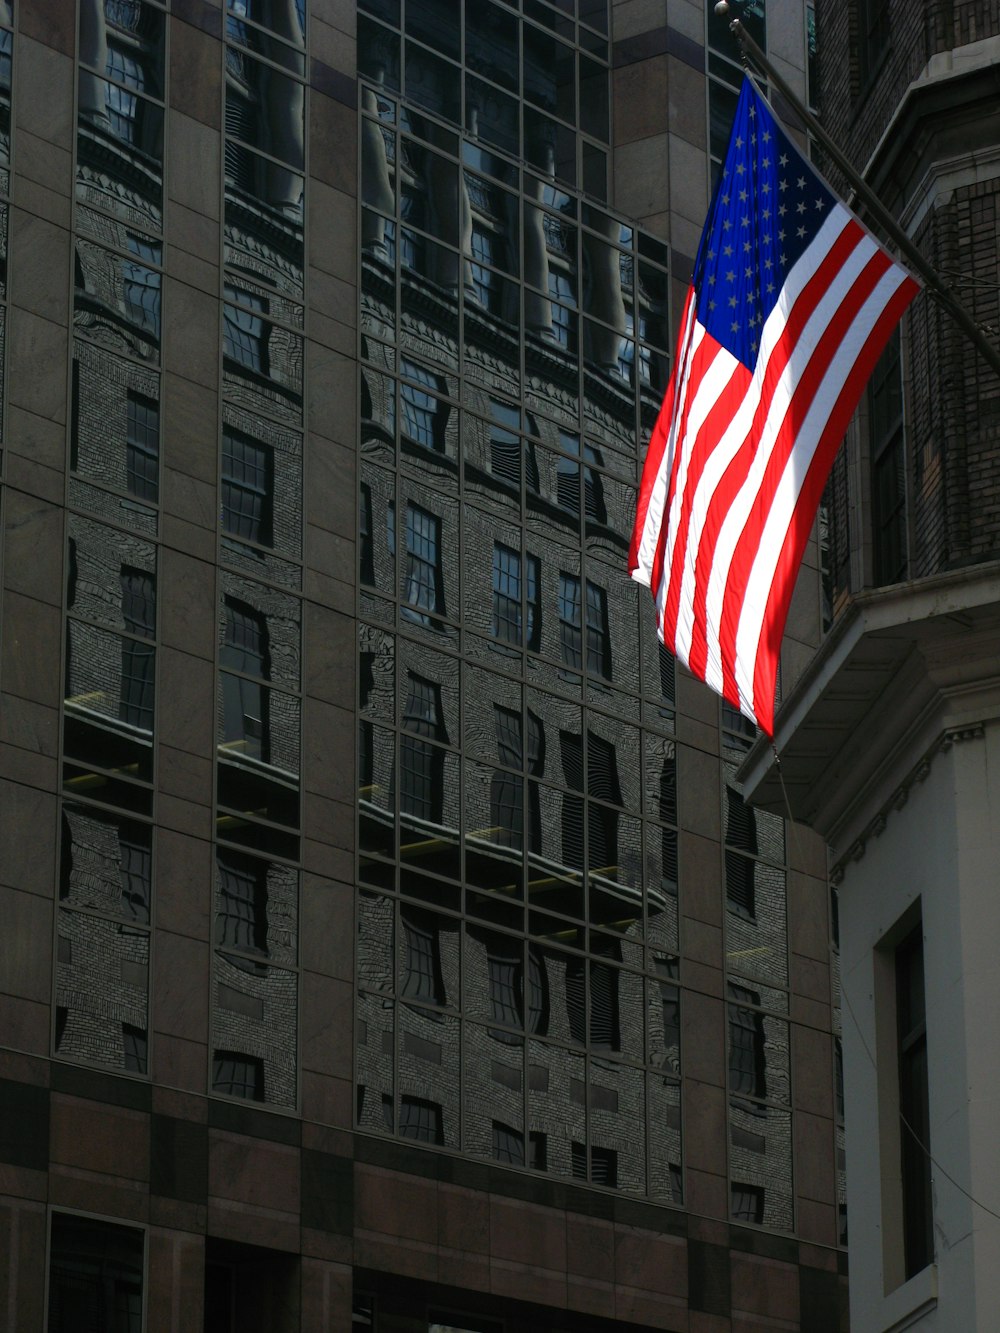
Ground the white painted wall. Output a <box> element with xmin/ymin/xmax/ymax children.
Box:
<box><xmin>839</xmin><ymin>718</ymin><xmax>1000</xmax><ymax>1331</ymax></box>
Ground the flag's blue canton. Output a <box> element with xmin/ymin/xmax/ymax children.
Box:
<box><xmin>694</xmin><ymin>81</ymin><xmax>838</xmax><ymax>370</ymax></box>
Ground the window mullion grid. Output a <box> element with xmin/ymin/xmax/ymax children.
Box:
<box><xmin>212</xmin><ymin>11</ymin><xmax>307</xmax><ymax>1113</ymax></box>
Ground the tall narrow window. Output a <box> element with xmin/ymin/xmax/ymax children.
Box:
<box><xmin>217</xmin><ymin>849</ymin><xmax>269</xmax><ymax>956</ymax></box>
<box><xmin>491</xmin><ymin>705</ymin><xmax>524</xmax><ymax>847</ymax></box>
<box><xmin>119</xmin><ymin>567</ymin><xmax>155</xmax><ymax>731</ymax></box>
<box><xmin>870</xmin><ymin>328</ymin><xmax>906</xmax><ymax>586</ymax></box>
<box><xmin>222</xmin><ymin>427</ymin><xmax>273</xmax><ymax>546</ymax></box>
<box><xmin>223</xmin><ymin>284</ymin><xmax>268</xmax><ymax>373</ymax></box>
<box><xmin>584</xmin><ymin>580</ymin><xmax>611</xmax><ymax>678</ymax></box>
<box><xmin>558</xmin><ymin>573</ymin><xmax>610</xmax><ymax>677</ymax></box>
<box><xmin>118</xmin><ymin>830</ymin><xmax>152</xmax><ymax>921</ymax></box>
<box><xmin>559</xmin><ymin>729</ymin><xmax>620</xmax><ymax>874</ymax></box>
<box><xmin>400</xmin><ymin>359</ymin><xmax>447</xmax><ymax>450</ymax></box>
<box><xmin>401</xmin><ymin>907</ymin><xmax>445</xmax><ymax>1007</ymax></box>
<box><xmin>359</xmin><ymin>483</ymin><xmax>375</xmax><ymax>585</ymax></box>
<box><xmin>400</xmin><ymin>672</ymin><xmax>447</xmax><ymax>822</ymax></box>
<box><xmin>402</xmin><ymin>503</ymin><xmax>444</xmax><ymax>623</ymax></box>
<box><xmin>492</xmin><ymin>543</ymin><xmax>522</xmax><ymax>644</ymax></box>
<box><xmin>558</xmin><ymin>573</ymin><xmax>582</xmax><ymax>669</ymax></box>
<box><xmin>220</xmin><ymin>599</ymin><xmax>270</xmax><ymax>761</ymax></box>
<box><xmin>126</xmin><ymin>391</ymin><xmax>159</xmax><ymax>502</ymax></box>
<box><xmin>728</xmin><ymin>982</ymin><xmax>766</xmax><ymax>1105</ymax></box>
<box><xmin>725</xmin><ymin>784</ymin><xmax>757</xmax><ymax>918</ymax></box>
<box><xmin>123</xmin><ymin>234</ymin><xmax>161</xmax><ymax>338</ymax></box>
<box><xmin>897</xmin><ymin>925</ymin><xmax>932</xmax><ymax>1277</ymax></box>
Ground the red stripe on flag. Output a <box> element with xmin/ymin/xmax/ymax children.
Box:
<box><xmin>710</xmin><ymin>242</ymin><xmax>895</xmax><ymax>703</ymax></box>
<box><xmin>749</xmin><ymin>273</ymin><xmax>921</xmax><ymax>733</ymax></box>
<box><xmin>672</xmin><ymin>219</ymin><xmax>869</xmax><ymax>682</ymax></box>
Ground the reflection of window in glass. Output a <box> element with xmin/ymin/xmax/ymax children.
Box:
<box><xmin>119</xmin><ymin>568</ymin><xmax>155</xmax><ymax>730</ymax></box>
<box><xmin>217</xmin><ymin>849</ymin><xmax>269</xmax><ymax>955</ymax></box>
<box><xmin>488</xmin><ymin>399</ymin><xmax>538</xmax><ymax>491</ymax></box>
<box><xmin>105</xmin><ymin>47</ymin><xmax>143</xmax><ymax>140</ymax></box>
<box><xmin>358</xmin><ymin>653</ymin><xmax>374</xmax><ymax>793</ymax></box>
<box><xmin>558</xmin><ymin>574</ymin><xmax>582</xmax><ymax>668</ymax></box>
<box><xmin>492</xmin><ymin>1121</ymin><xmax>524</xmax><ymax>1165</ymax></box>
<box><xmin>359</xmin><ymin>483</ymin><xmax>375</xmax><ymax>585</ymax></box>
<box><xmin>490</xmin><ymin>706</ymin><xmax>543</xmax><ymax>853</ymax></box>
<box><xmin>470</xmin><ymin>225</ymin><xmax>495</xmax><ymax>306</ymax></box>
<box><xmin>560</xmin><ymin>730</ymin><xmax>620</xmax><ymax>872</ymax></box>
<box><xmin>401</xmin><ymin>907</ymin><xmax>445</xmax><ymax>1007</ymax></box>
<box><xmin>616</xmin><ymin>311</ymin><xmax>653</xmax><ymax>385</ymax></box>
<box><xmin>731</xmin><ymin>1183</ymin><xmax>765</xmax><ymax>1223</ymax></box>
<box><xmin>660</xmin><ymin>758</ymin><xmax>678</xmax><ymax>890</ymax></box>
<box><xmin>567</xmin><ymin>934</ymin><xmax>622</xmax><ymax>1050</ymax></box>
<box><xmin>657</xmin><ymin>959</ymin><xmax>681</xmax><ymax>1074</ymax></box>
<box><xmin>556</xmin><ymin>432</ymin><xmax>606</xmax><ymax>524</ymax></box>
<box><xmin>399</xmin><ymin>1095</ymin><xmax>443</xmax><ymax>1143</ymax></box>
<box><xmin>490</xmin><ymin>706</ymin><xmax>523</xmax><ymax>848</ymax></box>
<box><xmin>221</xmin><ymin>598</ymin><xmax>270</xmax><ymax>679</ymax></box>
<box><xmin>122</xmin><ymin>1021</ymin><xmax>148</xmax><ymax>1073</ymax></box>
<box><xmin>491</xmin><ymin>543</ymin><xmax>539</xmax><ymax>648</ymax></box>
<box><xmin>558</xmin><ymin>573</ymin><xmax>611</xmax><ymax>678</ymax></box>
<box><xmin>488</xmin><ymin>946</ymin><xmax>521</xmax><ymax>1033</ymax></box>
<box><xmin>490</xmin><ymin>1123</ymin><xmax>548</xmax><ymax>1171</ymax></box>
<box><xmin>725</xmin><ymin>784</ymin><xmax>757</xmax><ymax>918</ymax></box>
<box><xmin>222</xmin><ymin>427</ymin><xmax>274</xmax><ymax>546</ymax></box>
<box><xmin>223</xmin><ymin>285</ymin><xmax>268</xmax><ymax>373</ymax></box>
<box><xmin>400</xmin><ymin>359</ymin><xmax>447</xmax><ymax>450</ymax></box>
<box><xmin>591</xmin><ymin>954</ymin><xmax>620</xmax><ymax>1048</ymax></box>
<box><xmin>48</xmin><ymin>1212</ymin><xmax>144</xmax><ymax>1333</ymax></box>
<box><xmin>484</xmin><ymin>936</ymin><xmax>547</xmax><ymax>1039</ymax></box>
<box><xmin>123</xmin><ymin>235</ymin><xmax>161</xmax><ymax>336</ymax></box>
<box><xmin>118</xmin><ymin>829</ymin><xmax>151</xmax><ymax>920</ymax></box>
<box><xmin>400</xmin><ymin>672</ymin><xmax>447</xmax><ymax>822</ymax></box>
<box><xmin>213</xmin><ymin>1049</ymin><xmax>265</xmax><ymax>1101</ymax></box>
<box><xmin>221</xmin><ymin>599</ymin><xmax>270</xmax><ymax>761</ymax></box>
<box><xmin>584</xmin><ymin>581</ymin><xmax>611</xmax><ymax>678</ymax></box>
<box><xmin>126</xmin><ymin>391</ymin><xmax>159</xmax><ymax>502</ymax></box>
<box><xmin>729</xmin><ymin>983</ymin><xmax>766</xmax><ymax>1103</ymax></box>
<box><xmin>571</xmin><ymin>1141</ymin><xmax>617</xmax><ymax>1187</ymax></box>
<box><xmin>402</xmin><ymin>503</ymin><xmax>444</xmax><ymax>623</ymax></box>
<box><xmin>659</xmin><ymin>642</ymin><xmax>675</xmax><ymax>702</ymax></box>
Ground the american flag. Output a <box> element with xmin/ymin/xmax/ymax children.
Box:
<box><xmin>629</xmin><ymin>77</ymin><xmax>919</xmax><ymax>735</ymax></box>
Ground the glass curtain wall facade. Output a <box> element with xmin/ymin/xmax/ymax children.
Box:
<box><xmin>355</xmin><ymin>0</ymin><xmax>683</xmax><ymax>1200</ymax></box>
<box><xmin>354</xmin><ymin>0</ymin><xmax>795</xmax><ymax>1221</ymax></box>
<box><xmin>0</xmin><ymin>0</ymin><xmax>845</xmax><ymax>1327</ymax></box>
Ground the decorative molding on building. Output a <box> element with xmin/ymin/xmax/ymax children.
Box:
<box><xmin>830</xmin><ymin>723</ymin><xmax>985</xmax><ymax>881</ymax></box>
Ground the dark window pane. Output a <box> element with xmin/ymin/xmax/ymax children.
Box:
<box><xmin>222</xmin><ymin>428</ymin><xmax>274</xmax><ymax>546</ymax></box>
<box><xmin>212</xmin><ymin>1049</ymin><xmax>266</xmax><ymax>1100</ymax></box>
<box><xmin>48</xmin><ymin>1212</ymin><xmax>144</xmax><ymax>1333</ymax></box>
<box><xmin>399</xmin><ymin>1094</ymin><xmax>443</xmax><ymax>1143</ymax></box>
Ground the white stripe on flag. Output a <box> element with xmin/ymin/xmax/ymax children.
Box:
<box><xmin>732</xmin><ymin>260</ymin><xmax>917</xmax><ymax>715</ymax></box>
<box><xmin>699</xmin><ymin>219</ymin><xmax>881</xmax><ymax>693</ymax></box>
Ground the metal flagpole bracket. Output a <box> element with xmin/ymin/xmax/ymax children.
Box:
<box><xmin>714</xmin><ymin>3</ymin><xmax>1000</xmax><ymax>379</ymax></box>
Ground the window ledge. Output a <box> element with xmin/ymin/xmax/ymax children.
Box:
<box><xmin>881</xmin><ymin>1264</ymin><xmax>937</xmax><ymax>1331</ymax></box>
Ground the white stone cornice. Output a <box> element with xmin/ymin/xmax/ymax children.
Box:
<box><xmin>829</xmin><ymin>722</ymin><xmax>986</xmax><ymax>881</ymax></box>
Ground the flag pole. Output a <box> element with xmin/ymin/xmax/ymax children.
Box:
<box><xmin>719</xmin><ymin>3</ymin><xmax>1000</xmax><ymax>379</ymax></box>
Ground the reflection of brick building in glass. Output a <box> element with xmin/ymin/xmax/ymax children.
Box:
<box><xmin>0</xmin><ymin>1</ymin><xmax>845</xmax><ymax>1330</ymax></box>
